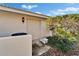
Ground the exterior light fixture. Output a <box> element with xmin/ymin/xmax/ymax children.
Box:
<box><xmin>22</xmin><ymin>17</ymin><xmax>25</xmax><ymax>23</ymax></box>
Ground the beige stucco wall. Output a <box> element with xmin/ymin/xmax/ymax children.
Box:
<box><xmin>0</xmin><ymin>11</ymin><xmax>49</xmax><ymax>40</ymax></box>
<box><xmin>24</xmin><ymin>13</ymin><xmax>49</xmax><ymax>40</ymax></box>
<box><xmin>0</xmin><ymin>35</ymin><xmax>32</xmax><ymax>56</ymax></box>
<box><xmin>40</xmin><ymin>20</ymin><xmax>49</xmax><ymax>38</ymax></box>
<box><xmin>0</xmin><ymin>12</ymin><xmax>27</xmax><ymax>37</ymax></box>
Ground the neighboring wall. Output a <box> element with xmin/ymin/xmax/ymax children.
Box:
<box><xmin>0</xmin><ymin>11</ymin><xmax>49</xmax><ymax>40</ymax></box>
<box><xmin>40</xmin><ymin>20</ymin><xmax>49</xmax><ymax>38</ymax></box>
<box><xmin>26</xmin><ymin>15</ymin><xmax>49</xmax><ymax>40</ymax></box>
<box><xmin>0</xmin><ymin>35</ymin><xmax>32</xmax><ymax>56</ymax></box>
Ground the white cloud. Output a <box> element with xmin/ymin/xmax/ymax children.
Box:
<box><xmin>55</xmin><ymin>12</ymin><xmax>66</xmax><ymax>15</ymax></box>
<box><xmin>51</xmin><ymin>11</ymin><xmax>66</xmax><ymax>15</ymax></box>
<box><xmin>46</xmin><ymin>13</ymin><xmax>52</xmax><ymax>16</ymax></box>
<box><xmin>47</xmin><ymin>7</ymin><xmax>79</xmax><ymax>16</ymax></box>
<box><xmin>21</xmin><ymin>4</ymin><xmax>38</xmax><ymax>10</ymax></box>
<box><xmin>48</xmin><ymin>10</ymin><xmax>66</xmax><ymax>16</ymax></box>
<box><xmin>58</xmin><ymin>7</ymin><xmax>79</xmax><ymax>12</ymax></box>
<box><xmin>35</xmin><ymin>12</ymin><xmax>42</xmax><ymax>14</ymax></box>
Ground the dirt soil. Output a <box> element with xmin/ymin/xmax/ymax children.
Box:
<box><xmin>40</xmin><ymin>47</ymin><xmax>79</xmax><ymax>56</ymax></box>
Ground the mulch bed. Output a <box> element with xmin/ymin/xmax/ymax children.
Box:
<box><xmin>40</xmin><ymin>47</ymin><xmax>79</xmax><ymax>56</ymax></box>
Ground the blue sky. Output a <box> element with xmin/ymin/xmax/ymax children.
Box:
<box><xmin>2</xmin><ymin>3</ymin><xmax>79</xmax><ymax>16</ymax></box>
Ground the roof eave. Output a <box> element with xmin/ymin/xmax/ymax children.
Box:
<box><xmin>0</xmin><ymin>5</ymin><xmax>48</xmax><ymax>19</ymax></box>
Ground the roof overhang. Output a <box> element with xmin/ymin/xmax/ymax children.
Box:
<box><xmin>0</xmin><ymin>5</ymin><xmax>48</xmax><ymax>19</ymax></box>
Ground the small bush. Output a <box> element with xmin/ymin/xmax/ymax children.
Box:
<box><xmin>47</xmin><ymin>36</ymin><xmax>75</xmax><ymax>53</ymax></box>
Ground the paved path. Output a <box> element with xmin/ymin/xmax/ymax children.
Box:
<box><xmin>33</xmin><ymin>45</ymin><xmax>50</xmax><ymax>56</ymax></box>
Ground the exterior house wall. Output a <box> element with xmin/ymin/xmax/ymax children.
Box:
<box><xmin>26</xmin><ymin>15</ymin><xmax>49</xmax><ymax>40</ymax></box>
<box><xmin>40</xmin><ymin>20</ymin><xmax>49</xmax><ymax>38</ymax></box>
<box><xmin>0</xmin><ymin>11</ymin><xmax>49</xmax><ymax>40</ymax></box>
<box><xmin>0</xmin><ymin>12</ymin><xmax>27</xmax><ymax>37</ymax></box>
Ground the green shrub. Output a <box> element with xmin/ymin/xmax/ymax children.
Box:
<box><xmin>47</xmin><ymin>35</ymin><xmax>75</xmax><ymax>53</ymax></box>
<box><xmin>46</xmin><ymin>14</ymin><xmax>78</xmax><ymax>53</ymax></box>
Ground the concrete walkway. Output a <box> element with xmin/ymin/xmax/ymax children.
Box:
<box><xmin>32</xmin><ymin>39</ymin><xmax>51</xmax><ymax>56</ymax></box>
<box><xmin>33</xmin><ymin>45</ymin><xmax>51</xmax><ymax>56</ymax></box>
<box><xmin>37</xmin><ymin>45</ymin><xmax>51</xmax><ymax>56</ymax></box>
